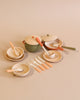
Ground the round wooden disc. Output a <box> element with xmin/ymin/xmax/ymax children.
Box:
<box><xmin>43</xmin><ymin>50</ymin><xmax>62</xmax><ymax>63</ymax></box>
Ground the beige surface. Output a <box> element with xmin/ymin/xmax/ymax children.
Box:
<box><xmin>0</xmin><ymin>0</ymin><xmax>80</xmax><ymax>100</ymax></box>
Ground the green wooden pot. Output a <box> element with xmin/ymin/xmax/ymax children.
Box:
<box><xmin>23</xmin><ymin>35</ymin><xmax>41</xmax><ymax>52</ymax></box>
<box><xmin>25</xmin><ymin>42</ymin><xmax>41</xmax><ymax>52</ymax></box>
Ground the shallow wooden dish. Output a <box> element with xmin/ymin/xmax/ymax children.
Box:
<box><xmin>44</xmin><ymin>39</ymin><xmax>63</xmax><ymax>50</ymax></box>
<box><xmin>43</xmin><ymin>50</ymin><xmax>62</xmax><ymax>63</ymax></box>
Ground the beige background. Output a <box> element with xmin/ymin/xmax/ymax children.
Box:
<box><xmin>0</xmin><ymin>0</ymin><xmax>80</xmax><ymax>100</ymax></box>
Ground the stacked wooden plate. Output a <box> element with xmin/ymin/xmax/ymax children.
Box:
<box><xmin>6</xmin><ymin>47</ymin><xmax>24</xmax><ymax>62</ymax></box>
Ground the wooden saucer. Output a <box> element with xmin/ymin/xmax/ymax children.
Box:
<box><xmin>43</xmin><ymin>50</ymin><xmax>62</xmax><ymax>63</ymax></box>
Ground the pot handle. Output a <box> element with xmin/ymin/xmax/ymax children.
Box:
<box><xmin>22</xmin><ymin>40</ymin><xmax>26</xmax><ymax>44</ymax></box>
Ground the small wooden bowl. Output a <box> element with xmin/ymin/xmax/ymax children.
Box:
<box><xmin>12</xmin><ymin>63</ymin><xmax>30</xmax><ymax>77</ymax></box>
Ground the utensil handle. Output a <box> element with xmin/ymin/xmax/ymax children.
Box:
<box><xmin>62</xmin><ymin>46</ymin><xmax>76</xmax><ymax>50</ymax></box>
<box><xmin>42</xmin><ymin>46</ymin><xmax>49</xmax><ymax>55</ymax></box>
<box><xmin>41</xmin><ymin>63</ymin><xmax>49</xmax><ymax>69</ymax></box>
<box><xmin>45</xmin><ymin>62</ymin><xmax>53</xmax><ymax>67</ymax></box>
<box><xmin>36</xmin><ymin>37</ymin><xmax>43</xmax><ymax>47</ymax></box>
<box><xmin>36</xmin><ymin>37</ymin><xmax>49</xmax><ymax>55</ymax></box>
<box><xmin>58</xmin><ymin>47</ymin><xmax>64</xmax><ymax>51</ymax></box>
<box><xmin>9</xmin><ymin>42</ymin><xmax>15</xmax><ymax>49</ymax></box>
<box><xmin>6</xmin><ymin>69</ymin><xmax>13</xmax><ymax>73</ymax></box>
<box><xmin>34</xmin><ymin>67</ymin><xmax>41</xmax><ymax>73</ymax></box>
<box><xmin>22</xmin><ymin>40</ymin><xmax>26</xmax><ymax>44</ymax></box>
<box><xmin>38</xmin><ymin>65</ymin><xmax>45</xmax><ymax>71</ymax></box>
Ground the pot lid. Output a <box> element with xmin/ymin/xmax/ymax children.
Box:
<box><xmin>25</xmin><ymin>35</ymin><xmax>41</xmax><ymax>45</ymax></box>
<box><xmin>41</xmin><ymin>34</ymin><xmax>58</xmax><ymax>42</ymax></box>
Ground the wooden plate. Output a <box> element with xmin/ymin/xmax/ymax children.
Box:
<box><xmin>43</xmin><ymin>50</ymin><xmax>62</xmax><ymax>63</ymax></box>
<box><xmin>6</xmin><ymin>54</ymin><xmax>25</xmax><ymax>62</ymax></box>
